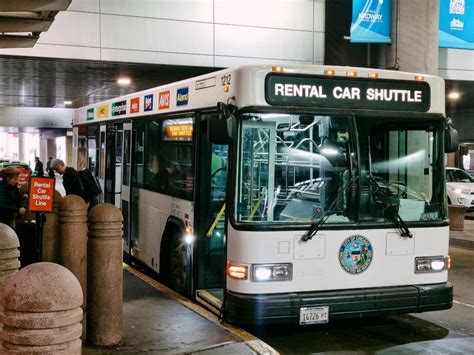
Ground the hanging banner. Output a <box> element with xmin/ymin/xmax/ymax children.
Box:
<box><xmin>439</xmin><ymin>0</ymin><xmax>474</xmax><ymax>50</ymax></box>
<box><xmin>350</xmin><ymin>0</ymin><xmax>391</xmax><ymax>43</ymax></box>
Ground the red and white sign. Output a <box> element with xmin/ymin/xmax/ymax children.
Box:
<box><xmin>159</xmin><ymin>90</ymin><xmax>170</xmax><ymax>110</ymax></box>
<box><xmin>130</xmin><ymin>97</ymin><xmax>140</xmax><ymax>113</ymax></box>
<box><xmin>28</xmin><ymin>176</ymin><xmax>55</xmax><ymax>213</ymax></box>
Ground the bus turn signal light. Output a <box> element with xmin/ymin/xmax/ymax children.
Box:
<box><xmin>227</xmin><ymin>264</ymin><xmax>248</xmax><ymax>280</ymax></box>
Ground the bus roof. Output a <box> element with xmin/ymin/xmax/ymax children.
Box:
<box><xmin>74</xmin><ymin>64</ymin><xmax>445</xmax><ymax>125</ymax></box>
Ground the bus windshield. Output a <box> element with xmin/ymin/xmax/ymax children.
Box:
<box><xmin>236</xmin><ymin>113</ymin><xmax>356</xmax><ymax>224</ymax></box>
<box><xmin>235</xmin><ymin>113</ymin><xmax>446</xmax><ymax>226</ymax></box>
<box><xmin>358</xmin><ymin>118</ymin><xmax>445</xmax><ymax>224</ymax></box>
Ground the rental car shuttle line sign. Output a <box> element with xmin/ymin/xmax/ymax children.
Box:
<box><xmin>28</xmin><ymin>176</ymin><xmax>55</xmax><ymax>213</ymax></box>
<box><xmin>265</xmin><ymin>74</ymin><xmax>430</xmax><ymax>112</ymax></box>
<box><xmin>350</xmin><ymin>0</ymin><xmax>391</xmax><ymax>43</ymax></box>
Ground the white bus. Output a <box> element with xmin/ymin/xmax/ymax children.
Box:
<box><xmin>74</xmin><ymin>65</ymin><xmax>457</xmax><ymax>325</ymax></box>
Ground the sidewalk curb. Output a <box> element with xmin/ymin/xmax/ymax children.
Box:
<box><xmin>123</xmin><ymin>264</ymin><xmax>279</xmax><ymax>355</ymax></box>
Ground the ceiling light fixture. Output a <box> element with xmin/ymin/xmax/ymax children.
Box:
<box><xmin>448</xmin><ymin>92</ymin><xmax>460</xmax><ymax>100</ymax></box>
<box><xmin>117</xmin><ymin>77</ymin><xmax>131</xmax><ymax>85</ymax></box>
<box><xmin>63</xmin><ymin>101</ymin><xmax>72</xmax><ymax>105</ymax></box>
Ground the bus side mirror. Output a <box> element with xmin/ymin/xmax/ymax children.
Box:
<box><xmin>445</xmin><ymin>118</ymin><xmax>459</xmax><ymax>153</ymax></box>
<box><xmin>208</xmin><ymin>103</ymin><xmax>236</xmax><ymax>144</ymax></box>
<box><xmin>208</xmin><ymin>115</ymin><xmax>235</xmax><ymax>144</ymax></box>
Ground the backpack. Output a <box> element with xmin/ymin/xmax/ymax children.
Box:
<box><xmin>78</xmin><ymin>168</ymin><xmax>102</xmax><ymax>195</ymax></box>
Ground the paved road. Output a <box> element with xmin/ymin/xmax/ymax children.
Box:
<box><xmin>245</xmin><ymin>247</ymin><xmax>474</xmax><ymax>354</ymax></box>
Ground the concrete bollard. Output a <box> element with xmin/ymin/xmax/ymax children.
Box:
<box><xmin>448</xmin><ymin>205</ymin><xmax>468</xmax><ymax>231</ymax></box>
<box><xmin>0</xmin><ymin>224</ymin><xmax>20</xmax><ymax>300</ymax></box>
<box><xmin>18</xmin><ymin>183</ymin><xmax>34</xmax><ymax>223</ymax></box>
<box><xmin>87</xmin><ymin>203</ymin><xmax>123</xmax><ymax>347</ymax></box>
<box><xmin>42</xmin><ymin>190</ymin><xmax>62</xmax><ymax>262</ymax></box>
<box><xmin>0</xmin><ymin>262</ymin><xmax>83</xmax><ymax>354</ymax></box>
<box><xmin>58</xmin><ymin>195</ymin><xmax>88</xmax><ymax>308</ymax></box>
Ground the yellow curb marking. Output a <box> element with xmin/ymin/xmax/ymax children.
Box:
<box><xmin>123</xmin><ymin>264</ymin><xmax>279</xmax><ymax>355</ymax></box>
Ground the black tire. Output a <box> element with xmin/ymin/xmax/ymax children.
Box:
<box><xmin>169</xmin><ymin>229</ymin><xmax>192</xmax><ymax>296</ymax></box>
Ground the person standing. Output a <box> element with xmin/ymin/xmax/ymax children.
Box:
<box><xmin>50</xmin><ymin>159</ymin><xmax>97</xmax><ymax>211</ymax></box>
<box><xmin>46</xmin><ymin>156</ymin><xmax>55</xmax><ymax>178</ymax></box>
<box><xmin>34</xmin><ymin>157</ymin><xmax>44</xmax><ymax>177</ymax></box>
<box><xmin>0</xmin><ymin>167</ymin><xmax>26</xmax><ymax>228</ymax></box>
<box><xmin>50</xmin><ymin>159</ymin><xmax>85</xmax><ymax>198</ymax></box>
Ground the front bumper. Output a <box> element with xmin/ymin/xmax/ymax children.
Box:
<box><xmin>225</xmin><ymin>282</ymin><xmax>453</xmax><ymax>325</ymax></box>
<box><xmin>456</xmin><ymin>195</ymin><xmax>474</xmax><ymax>211</ymax></box>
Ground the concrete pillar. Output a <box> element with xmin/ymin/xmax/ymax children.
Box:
<box><xmin>66</xmin><ymin>135</ymin><xmax>73</xmax><ymax>167</ymax></box>
<box><xmin>0</xmin><ymin>224</ymin><xmax>20</xmax><ymax>298</ymax></box>
<box><xmin>39</xmin><ymin>138</ymin><xmax>48</xmax><ymax>167</ymax></box>
<box><xmin>58</xmin><ymin>195</ymin><xmax>88</xmax><ymax>308</ymax></box>
<box><xmin>386</xmin><ymin>0</ymin><xmax>439</xmax><ymax>74</ymax></box>
<box><xmin>87</xmin><ymin>204</ymin><xmax>123</xmax><ymax>347</ymax></box>
<box><xmin>18</xmin><ymin>132</ymin><xmax>29</xmax><ymax>164</ymax></box>
<box><xmin>0</xmin><ymin>262</ymin><xmax>83</xmax><ymax>354</ymax></box>
<box><xmin>42</xmin><ymin>191</ymin><xmax>62</xmax><ymax>262</ymax></box>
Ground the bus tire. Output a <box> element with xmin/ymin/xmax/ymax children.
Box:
<box><xmin>169</xmin><ymin>229</ymin><xmax>192</xmax><ymax>296</ymax></box>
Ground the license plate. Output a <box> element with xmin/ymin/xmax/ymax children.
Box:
<box><xmin>299</xmin><ymin>306</ymin><xmax>329</xmax><ymax>325</ymax></box>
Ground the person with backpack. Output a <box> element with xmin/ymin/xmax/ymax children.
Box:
<box><xmin>77</xmin><ymin>167</ymin><xmax>102</xmax><ymax>209</ymax></box>
<box><xmin>50</xmin><ymin>159</ymin><xmax>100</xmax><ymax>211</ymax></box>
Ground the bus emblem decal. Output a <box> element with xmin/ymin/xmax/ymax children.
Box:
<box><xmin>144</xmin><ymin>94</ymin><xmax>153</xmax><ymax>112</ymax></box>
<box><xmin>339</xmin><ymin>235</ymin><xmax>373</xmax><ymax>274</ymax></box>
<box><xmin>176</xmin><ymin>87</ymin><xmax>189</xmax><ymax>106</ymax></box>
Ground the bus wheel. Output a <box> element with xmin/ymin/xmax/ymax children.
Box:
<box><xmin>169</xmin><ymin>230</ymin><xmax>191</xmax><ymax>296</ymax></box>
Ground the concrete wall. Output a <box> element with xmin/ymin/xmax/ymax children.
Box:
<box><xmin>0</xmin><ymin>0</ymin><xmax>326</xmax><ymax>67</ymax></box>
<box><xmin>386</xmin><ymin>0</ymin><xmax>439</xmax><ymax>75</ymax></box>
<box><xmin>439</xmin><ymin>49</ymin><xmax>474</xmax><ymax>81</ymax></box>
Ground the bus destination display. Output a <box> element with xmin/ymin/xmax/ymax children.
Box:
<box><xmin>265</xmin><ymin>74</ymin><xmax>430</xmax><ymax>112</ymax></box>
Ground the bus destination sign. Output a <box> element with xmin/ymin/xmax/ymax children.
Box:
<box><xmin>265</xmin><ymin>74</ymin><xmax>430</xmax><ymax>112</ymax></box>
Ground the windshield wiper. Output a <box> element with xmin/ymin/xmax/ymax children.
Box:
<box><xmin>302</xmin><ymin>175</ymin><xmax>358</xmax><ymax>241</ymax></box>
<box><xmin>368</xmin><ymin>175</ymin><xmax>413</xmax><ymax>238</ymax></box>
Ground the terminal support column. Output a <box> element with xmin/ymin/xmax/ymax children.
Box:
<box><xmin>387</xmin><ymin>0</ymin><xmax>439</xmax><ymax>75</ymax></box>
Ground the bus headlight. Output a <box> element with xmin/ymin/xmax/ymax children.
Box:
<box><xmin>252</xmin><ymin>263</ymin><xmax>292</xmax><ymax>282</ymax></box>
<box><xmin>415</xmin><ymin>256</ymin><xmax>449</xmax><ymax>273</ymax></box>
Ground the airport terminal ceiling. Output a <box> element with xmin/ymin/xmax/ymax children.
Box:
<box><xmin>0</xmin><ymin>55</ymin><xmax>217</xmax><ymax>108</ymax></box>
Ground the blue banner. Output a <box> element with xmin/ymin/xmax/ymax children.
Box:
<box><xmin>351</xmin><ymin>0</ymin><xmax>391</xmax><ymax>43</ymax></box>
<box><xmin>439</xmin><ymin>0</ymin><xmax>474</xmax><ymax>50</ymax></box>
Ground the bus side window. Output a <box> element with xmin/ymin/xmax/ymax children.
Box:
<box><xmin>160</xmin><ymin>144</ymin><xmax>194</xmax><ymax>200</ymax></box>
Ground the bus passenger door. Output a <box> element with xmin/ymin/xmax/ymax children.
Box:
<box><xmin>104</xmin><ymin>123</ymin><xmax>123</xmax><ymax>207</ymax></box>
<box><xmin>121</xmin><ymin>123</ymin><xmax>133</xmax><ymax>254</ymax></box>
<box><xmin>196</xmin><ymin>118</ymin><xmax>228</xmax><ymax>311</ymax></box>
<box><xmin>98</xmin><ymin>125</ymin><xmax>107</xmax><ymax>203</ymax></box>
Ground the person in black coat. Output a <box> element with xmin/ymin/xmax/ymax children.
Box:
<box><xmin>34</xmin><ymin>157</ymin><xmax>44</xmax><ymax>177</ymax></box>
<box><xmin>50</xmin><ymin>159</ymin><xmax>88</xmax><ymax>202</ymax></box>
<box><xmin>0</xmin><ymin>167</ymin><xmax>26</xmax><ymax>227</ymax></box>
<box><xmin>46</xmin><ymin>156</ymin><xmax>55</xmax><ymax>178</ymax></box>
